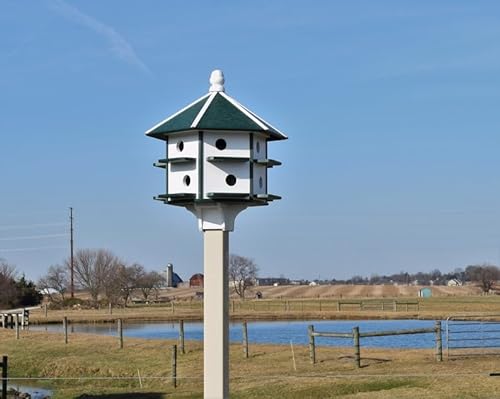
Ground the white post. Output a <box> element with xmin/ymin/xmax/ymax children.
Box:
<box><xmin>203</xmin><ymin>230</ymin><xmax>229</xmax><ymax>399</ymax></box>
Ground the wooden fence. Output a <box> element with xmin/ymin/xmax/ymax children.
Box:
<box><xmin>229</xmin><ymin>299</ymin><xmax>419</xmax><ymax>313</ymax></box>
<box><xmin>1</xmin><ymin>356</ymin><xmax>7</xmax><ymax>399</ymax></box>
<box><xmin>308</xmin><ymin>321</ymin><xmax>442</xmax><ymax>367</ymax></box>
<box><xmin>0</xmin><ymin>306</ymin><xmax>40</xmax><ymax>329</ymax></box>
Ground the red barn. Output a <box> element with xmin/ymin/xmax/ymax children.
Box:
<box><xmin>190</xmin><ymin>273</ymin><xmax>204</xmax><ymax>288</ymax></box>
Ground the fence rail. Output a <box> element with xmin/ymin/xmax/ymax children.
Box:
<box><xmin>0</xmin><ymin>307</ymin><xmax>39</xmax><ymax>330</ymax></box>
<box><xmin>308</xmin><ymin>321</ymin><xmax>442</xmax><ymax>368</ymax></box>
<box><xmin>446</xmin><ymin>314</ymin><xmax>500</xmax><ymax>358</ymax></box>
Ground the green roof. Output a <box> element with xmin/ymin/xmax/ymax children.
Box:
<box><xmin>145</xmin><ymin>91</ymin><xmax>287</xmax><ymax>141</ymax></box>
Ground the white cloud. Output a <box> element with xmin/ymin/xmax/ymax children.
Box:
<box><xmin>48</xmin><ymin>0</ymin><xmax>151</xmax><ymax>75</ymax></box>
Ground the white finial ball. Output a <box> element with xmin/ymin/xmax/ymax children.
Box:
<box><xmin>209</xmin><ymin>69</ymin><xmax>225</xmax><ymax>92</ymax></box>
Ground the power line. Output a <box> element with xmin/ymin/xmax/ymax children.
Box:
<box><xmin>0</xmin><ymin>234</ymin><xmax>67</xmax><ymax>241</ymax></box>
<box><xmin>0</xmin><ymin>246</ymin><xmax>67</xmax><ymax>253</ymax></box>
<box><xmin>0</xmin><ymin>222</ymin><xmax>66</xmax><ymax>231</ymax></box>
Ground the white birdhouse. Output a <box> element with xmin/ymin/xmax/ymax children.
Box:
<box><xmin>146</xmin><ymin>70</ymin><xmax>287</xmax><ymax>230</ymax></box>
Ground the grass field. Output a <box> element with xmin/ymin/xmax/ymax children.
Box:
<box><xmin>30</xmin><ymin>294</ymin><xmax>500</xmax><ymax>325</ymax></box>
<box><xmin>1</xmin><ymin>328</ymin><xmax>500</xmax><ymax>398</ymax></box>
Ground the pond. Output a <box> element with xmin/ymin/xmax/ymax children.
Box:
<box><xmin>32</xmin><ymin>319</ymin><xmax>440</xmax><ymax>349</ymax></box>
<box><xmin>7</xmin><ymin>384</ymin><xmax>52</xmax><ymax>399</ymax></box>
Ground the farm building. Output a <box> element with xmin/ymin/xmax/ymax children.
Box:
<box><xmin>418</xmin><ymin>287</ymin><xmax>432</xmax><ymax>298</ymax></box>
<box><xmin>447</xmin><ymin>279</ymin><xmax>463</xmax><ymax>286</ymax></box>
<box><xmin>255</xmin><ymin>277</ymin><xmax>290</xmax><ymax>286</ymax></box>
<box><xmin>190</xmin><ymin>273</ymin><xmax>204</xmax><ymax>287</ymax></box>
<box><xmin>164</xmin><ymin>263</ymin><xmax>183</xmax><ymax>288</ymax></box>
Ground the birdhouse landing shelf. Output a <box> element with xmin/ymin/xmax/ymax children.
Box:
<box><xmin>146</xmin><ymin>70</ymin><xmax>287</xmax><ymax>231</ymax></box>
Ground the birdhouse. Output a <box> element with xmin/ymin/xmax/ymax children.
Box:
<box><xmin>146</xmin><ymin>70</ymin><xmax>286</xmax><ymax>230</ymax></box>
<box><xmin>146</xmin><ymin>70</ymin><xmax>287</xmax><ymax>398</ymax></box>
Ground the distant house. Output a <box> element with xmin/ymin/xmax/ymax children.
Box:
<box><xmin>309</xmin><ymin>281</ymin><xmax>318</xmax><ymax>286</ymax></box>
<box><xmin>190</xmin><ymin>273</ymin><xmax>204</xmax><ymax>288</ymax></box>
<box><xmin>418</xmin><ymin>287</ymin><xmax>432</xmax><ymax>298</ymax></box>
<box><xmin>255</xmin><ymin>277</ymin><xmax>290</xmax><ymax>286</ymax></box>
<box><xmin>447</xmin><ymin>279</ymin><xmax>463</xmax><ymax>287</ymax></box>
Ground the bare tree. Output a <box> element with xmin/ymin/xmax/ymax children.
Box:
<box><xmin>117</xmin><ymin>263</ymin><xmax>145</xmax><ymax>306</ymax></box>
<box><xmin>229</xmin><ymin>254</ymin><xmax>258</xmax><ymax>299</ymax></box>
<box><xmin>466</xmin><ymin>264</ymin><xmax>500</xmax><ymax>293</ymax></box>
<box><xmin>38</xmin><ymin>265</ymin><xmax>69</xmax><ymax>301</ymax></box>
<box><xmin>0</xmin><ymin>258</ymin><xmax>17</xmax><ymax>307</ymax></box>
<box><xmin>137</xmin><ymin>271</ymin><xmax>165</xmax><ymax>301</ymax></box>
<box><xmin>0</xmin><ymin>258</ymin><xmax>16</xmax><ymax>280</ymax></box>
<box><xmin>72</xmin><ymin>249</ymin><xmax>120</xmax><ymax>305</ymax></box>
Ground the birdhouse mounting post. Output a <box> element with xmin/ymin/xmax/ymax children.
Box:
<box><xmin>146</xmin><ymin>69</ymin><xmax>286</xmax><ymax>399</ymax></box>
<box><xmin>203</xmin><ymin>229</ymin><xmax>229</xmax><ymax>398</ymax></box>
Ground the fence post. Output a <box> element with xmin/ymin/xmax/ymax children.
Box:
<box><xmin>308</xmin><ymin>325</ymin><xmax>316</xmax><ymax>364</ymax></box>
<box><xmin>231</xmin><ymin>300</ymin><xmax>235</xmax><ymax>313</ymax></box>
<box><xmin>393</xmin><ymin>300</ymin><xmax>397</xmax><ymax>312</ymax></box>
<box><xmin>435</xmin><ymin>320</ymin><xmax>442</xmax><ymax>362</ymax></box>
<box><xmin>45</xmin><ymin>304</ymin><xmax>48</xmax><ymax>317</ymax></box>
<box><xmin>109</xmin><ymin>303</ymin><xmax>112</xmax><ymax>315</ymax></box>
<box><xmin>1</xmin><ymin>355</ymin><xmax>7</xmax><ymax>399</ymax></box>
<box><xmin>171</xmin><ymin>344</ymin><xmax>177</xmax><ymax>388</ymax></box>
<box><xmin>171</xmin><ymin>301</ymin><xmax>175</xmax><ymax>314</ymax></box>
<box><xmin>63</xmin><ymin>317</ymin><xmax>68</xmax><ymax>344</ymax></box>
<box><xmin>179</xmin><ymin>320</ymin><xmax>185</xmax><ymax>354</ymax></box>
<box><xmin>21</xmin><ymin>310</ymin><xmax>27</xmax><ymax>330</ymax></box>
<box><xmin>242</xmin><ymin>321</ymin><xmax>249</xmax><ymax>359</ymax></box>
<box><xmin>14</xmin><ymin>314</ymin><xmax>19</xmax><ymax>340</ymax></box>
<box><xmin>319</xmin><ymin>300</ymin><xmax>322</xmax><ymax>312</ymax></box>
<box><xmin>353</xmin><ymin>326</ymin><xmax>360</xmax><ymax>368</ymax></box>
<box><xmin>118</xmin><ymin>319</ymin><xmax>123</xmax><ymax>349</ymax></box>
<box><xmin>337</xmin><ymin>302</ymin><xmax>341</xmax><ymax>312</ymax></box>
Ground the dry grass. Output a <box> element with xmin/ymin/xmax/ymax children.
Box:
<box><xmin>30</xmin><ymin>294</ymin><xmax>500</xmax><ymax>325</ymax></box>
<box><xmin>1</xmin><ymin>328</ymin><xmax>500</xmax><ymax>398</ymax></box>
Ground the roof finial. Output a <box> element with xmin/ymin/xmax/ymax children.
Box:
<box><xmin>209</xmin><ymin>69</ymin><xmax>225</xmax><ymax>92</ymax></box>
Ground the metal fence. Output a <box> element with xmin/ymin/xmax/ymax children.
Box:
<box><xmin>446</xmin><ymin>314</ymin><xmax>500</xmax><ymax>359</ymax></box>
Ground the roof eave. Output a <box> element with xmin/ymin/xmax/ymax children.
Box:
<box><xmin>147</xmin><ymin>127</ymin><xmax>287</xmax><ymax>141</ymax></box>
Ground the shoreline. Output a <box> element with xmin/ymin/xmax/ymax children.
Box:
<box><xmin>1</xmin><ymin>328</ymin><xmax>500</xmax><ymax>398</ymax></box>
<box><xmin>29</xmin><ymin>311</ymin><xmax>500</xmax><ymax>325</ymax></box>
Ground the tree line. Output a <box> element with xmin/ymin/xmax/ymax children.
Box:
<box><xmin>332</xmin><ymin>264</ymin><xmax>500</xmax><ymax>293</ymax></box>
<box><xmin>0</xmin><ymin>258</ymin><xmax>42</xmax><ymax>308</ymax></box>
<box><xmin>38</xmin><ymin>248</ymin><xmax>165</xmax><ymax>306</ymax></box>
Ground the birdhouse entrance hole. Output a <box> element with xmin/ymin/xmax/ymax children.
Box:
<box><xmin>215</xmin><ymin>138</ymin><xmax>227</xmax><ymax>150</ymax></box>
<box><xmin>226</xmin><ymin>175</ymin><xmax>237</xmax><ymax>186</ymax></box>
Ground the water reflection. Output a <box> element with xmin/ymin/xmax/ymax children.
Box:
<box><xmin>32</xmin><ymin>319</ymin><xmax>439</xmax><ymax>348</ymax></box>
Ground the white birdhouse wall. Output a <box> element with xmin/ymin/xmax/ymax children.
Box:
<box><xmin>203</xmin><ymin>132</ymin><xmax>251</xmax><ymax>195</ymax></box>
<box><xmin>167</xmin><ymin>132</ymin><xmax>198</xmax><ymax>195</ymax></box>
<box><xmin>253</xmin><ymin>135</ymin><xmax>267</xmax><ymax>158</ymax></box>
<box><xmin>252</xmin><ymin>134</ymin><xmax>267</xmax><ymax>195</ymax></box>
<box><xmin>164</xmin><ymin>131</ymin><xmax>272</xmax><ymax>199</ymax></box>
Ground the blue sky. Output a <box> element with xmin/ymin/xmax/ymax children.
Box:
<box><xmin>1</xmin><ymin>1</ymin><xmax>499</xmax><ymax>281</ymax></box>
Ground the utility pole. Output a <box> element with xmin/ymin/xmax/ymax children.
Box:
<box><xmin>70</xmin><ymin>207</ymin><xmax>74</xmax><ymax>298</ymax></box>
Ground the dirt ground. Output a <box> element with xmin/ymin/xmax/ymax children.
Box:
<box><xmin>155</xmin><ymin>284</ymin><xmax>483</xmax><ymax>300</ymax></box>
